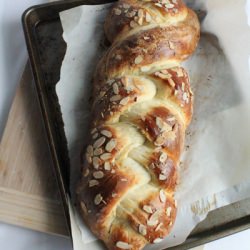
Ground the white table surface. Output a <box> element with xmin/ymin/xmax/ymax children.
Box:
<box><xmin>1</xmin><ymin>1</ymin><xmax>250</xmax><ymax>249</ymax></box>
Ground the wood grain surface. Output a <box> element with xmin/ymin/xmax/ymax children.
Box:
<box><xmin>0</xmin><ymin>64</ymin><xmax>69</xmax><ymax>236</ymax></box>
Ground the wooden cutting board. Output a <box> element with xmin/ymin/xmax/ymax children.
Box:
<box><xmin>0</xmin><ymin>63</ymin><xmax>69</xmax><ymax>236</ymax></box>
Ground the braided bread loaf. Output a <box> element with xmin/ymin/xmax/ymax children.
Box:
<box><xmin>77</xmin><ymin>0</ymin><xmax>200</xmax><ymax>249</ymax></box>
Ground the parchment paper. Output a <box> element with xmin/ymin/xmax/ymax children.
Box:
<box><xmin>57</xmin><ymin>1</ymin><xmax>250</xmax><ymax>249</ymax></box>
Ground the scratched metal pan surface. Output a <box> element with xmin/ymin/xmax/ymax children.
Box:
<box><xmin>22</xmin><ymin>0</ymin><xmax>250</xmax><ymax>249</ymax></box>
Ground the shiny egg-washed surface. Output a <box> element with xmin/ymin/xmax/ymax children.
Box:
<box><xmin>77</xmin><ymin>1</ymin><xmax>200</xmax><ymax>249</ymax></box>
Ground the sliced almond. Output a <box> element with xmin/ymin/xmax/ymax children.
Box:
<box><xmin>100</xmin><ymin>153</ymin><xmax>112</xmax><ymax>160</ymax></box>
<box><xmin>159</xmin><ymin>189</ymin><xmax>167</xmax><ymax>203</ymax></box>
<box><xmin>101</xmin><ymin>130</ymin><xmax>112</xmax><ymax>138</ymax></box>
<box><xmin>163</xmin><ymin>0</ymin><xmax>172</xmax><ymax>5</ymax></box>
<box><xmin>155</xmin><ymin>3</ymin><xmax>163</xmax><ymax>8</ymax></box>
<box><xmin>175</xmin><ymin>68</ymin><xmax>184</xmax><ymax>77</ymax></box>
<box><xmin>177</xmin><ymin>70</ymin><xmax>184</xmax><ymax>78</ymax></box>
<box><xmin>116</xmin><ymin>241</ymin><xmax>132</xmax><ymax>249</ymax></box>
<box><xmin>143</xmin><ymin>205</ymin><xmax>153</xmax><ymax>214</ymax></box>
<box><xmin>183</xmin><ymin>92</ymin><xmax>188</xmax><ymax>101</ymax></box>
<box><xmin>134</xmin><ymin>55</ymin><xmax>143</xmax><ymax>64</ymax></box>
<box><xmin>110</xmin><ymin>95</ymin><xmax>122</xmax><ymax>102</ymax></box>
<box><xmin>166</xmin><ymin>207</ymin><xmax>172</xmax><ymax>217</ymax></box>
<box><xmin>94</xmin><ymin>148</ymin><xmax>103</xmax><ymax>156</ymax></box>
<box><xmin>104</xmin><ymin>162</ymin><xmax>111</xmax><ymax>171</ymax></box>
<box><xmin>182</xmin><ymin>82</ymin><xmax>185</xmax><ymax>91</ymax></box>
<box><xmin>98</xmin><ymin>91</ymin><xmax>105</xmax><ymax>99</ymax></box>
<box><xmin>105</xmin><ymin>139</ymin><xmax>117</xmax><ymax>152</ymax></box>
<box><xmin>156</xmin><ymin>117</ymin><xmax>165</xmax><ymax>131</ymax></box>
<box><xmin>93</xmin><ymin>157</ymin><xmax>100</xmax><ymax>169</ymax></box>
<box><xmin>160</xmin><ymin>69</ymin><xmax>169</xmax><ymax>74</ymax></box>
<box><xmin>138</xmin><ymin>15</ymin><xmax>144</xmax><ymax>25</ymax></box>
<box><xmin>138</xmin><ymin>9</ymin><xmax>144</xmax><ymax>18</ymax></box>
<box><xmin>115</xmin><ymin>54</ymin><xmax>122</xmax><ymax>60</ymax></box>
<box><xmin>114</xmin><ymin>8</ymin><xmax>122</xmax><ymax>15</ymax></box>
<box><xmin>91</xmin><ymin>128</ymin><xmax>97</xmax><ymax>134</ymax></box>
<box><xmin>93</xmin><ymin>171</ymin><xmax>104</xmax><ymax>179</ymax></box>
<box><xmin>130</xmin><ymin>10</ymin><xmax>136</xmax><ymax>17</ymax></box>
<box><xmin>159</xmin><ymin>152</ymin><xmax>168</xmax><ymax>163</ymax></box>
<box><xmin>89</xmin><ymin>179</ymin><xmax>99</xmax><ymax>187</ymax></box>
<box><xmin>93</xmin><ymin>136</ymin><xmax>106</xmax><ymax>148</ymax></box>
<box><xmin>130</xmin><ymin>20</ymin><xmax>137</xmax><ymax>28</ymax></box>
<box><xmin>147</xmin><ymin>211</ymin><xmax>160</xmax><ymax>226</ymax></box>
<box><xmin>126</xmin><ymin>12</ymin><xmax>133</xmax><ymax>18</ymax></box>
<box><xmin>86</xmin><ymin>153</ymin><xmax>92</xmax><ymax>164</ymax></box>
<box><xmin>80</xmin><ymin>202</ymin><xmax>88</xmax><ymax>215</ymax></box>
<box><xmin>92</xmin><ymin>132</ymin><xmax>98</xmax><ymax>139</ymax></box>
<box><xmin>138</xmin><ymin>224</ymin><xmax>147</xmax><ymax>236</ymax></box>
<box><xmin>83</xmin><ymin>168</ymin><xmax>89</xmax><ymax>177</ymax></box>
<box><xmin>159</xmin><ymin>173</ymin><xmax>168</xmax><ymax>181</ymax></box>
<box><xmin>155</xmin><ymin>222</ymin><xmax>163</xmax><ymax>232</ymax></box>
<box><xmin>113</xmin><ymin>83</ymin><xmax>119</xmax><ymax>94</ymax></box>
<box><xmin>120</xmin><ymin>96</ymin><xmax>130</xmax><ymax>106</ymax></box>
<box><xmin>87</xmin><ymin>145</ymin><xmax>93</xmax><ymax>156</ymax></box>
<box><xmin>168</xmin><ymin>78</ymin><xmax>176</xmax><ymax>88</ymax></box>
<box><xmin>166</xmin><ymin>3</ymin><xmax>174</xmax><ymax>9</ymax></box>
<box><xmin>94</xmin><ymin>194</ymin><xmax>103</xmax><ymax>205</ymax></box>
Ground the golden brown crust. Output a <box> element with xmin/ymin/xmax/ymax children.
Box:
<box><xmin>97</xmin><ymin>9</ymin><xmax>199</xmax><ymax>83</ymax></box>
<box><xmin>104</xmin><ymin>0</ymin><xmax>188</xmax><ymax>43</ymax></box>
<box><xmin>77</xmin><ymin>1</ymin><xmax>200</xmax><ymax>249</ymax></box>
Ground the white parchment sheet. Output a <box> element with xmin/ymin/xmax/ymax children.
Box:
<box><xmin>57</xmin><ymin>1</ymin><xmax>250</xmax><ymax>249</ymax></box>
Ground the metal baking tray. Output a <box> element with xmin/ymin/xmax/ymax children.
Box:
<box><xmin>22</xmin><ymin>0</ymin><xmax>250</xmax><ymax>249</ymax></box>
